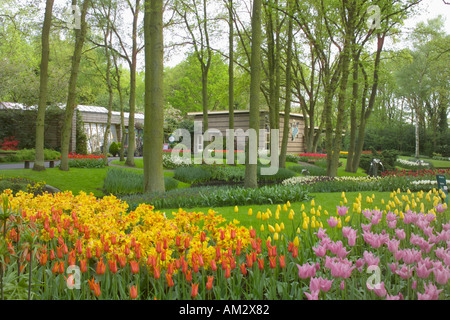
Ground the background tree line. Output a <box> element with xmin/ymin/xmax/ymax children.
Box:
<box><xmin>0</xmin><ymin>0</ymin><xmax>448</xmax><ymax>190</ymax></box>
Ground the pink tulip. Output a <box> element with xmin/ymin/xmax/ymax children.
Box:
<box><xmin>395</xmin><ymin>264</ymin><xmax>413</xmax><ymax>279</ymax></box>
<box><xmin>415</xmin><ymin>262</ymin><xmax>432</xmax><ymax>279</ymax></box>
<box><xmin>434</xmin><ymin>203</ymin><xmax>446</xmax><ymax>214</ymax></box>
<box><xmin>417</xmin><ymin>282</ymin><xmax>443</xmax><ymax>300</ymax></box>
<box><xmin>314</xmin><ymin>228</ymin><xmax>328</xmax><ymax>240</ymax></box>
<box><xmin>309</xmin><ymin>277</ymin><xmax>333</xmax><ymax>293</ymax></box>
<box><xmin>387</xmin><ymin>239</ymin><xmax>400</xmax><ymax>253</ymax></box>
<box><xmin>296</xmin><ymin>263</ymin><xmax>317</xmax><ymax>279</ymax></box>
<box><xmin>327</xmin><ymin>217</ymin><xmax>339</xmax><ymax>228</ymax></box>
<box><xmin>337</xmin><ymin>205</ymin><xmax>349</xmax><ymax>216</ymax></box>
<box><xmin>433</xmin><ymin>268</ymin><xmax>449</xmax><ymax>285</ymax></box>
<box><xmin>386</xmin><ymin>211</ymin><xmax>397</xmax><ymax>222</ymax></box>
<box><xmin>340</xmin><ymin>280</ymin><xmax>345</xmax><ymax>290</ymax></box>
<box><xmin>361</xmin><ymin>223</ymin><xmax>372</xmax><ymax>233</ymax></box>
<box><xmin>363</xmin><ymin>251</ymin><xmax>379</xmax><ymax>267</ymax></box>
<box><xmin>373</xmin><ymin>281</ymin><xmax>387</xmax><ymax>298</ymax></box>
<box><xmin>395</xmin><ymin>228</ymin><xmax>406</xmax><ymax>240</ymax></box>
<box><xmin>304</xmin><ymin>290</ymin><xmax>319</xmax><ymax>300</ymax></box>
<box><xmin>386</xmin><ymin>293</ymin><xmax>404</xmax><ymax>300</ymax></box>
<box><xmin>312</xmin><ymin>245</ymin><xmax>327</xmax><ymax>258</ymax></box>
<box><xmin>402</xmin><ymin>248</ymin><xmax>422</xmax><ymax>264</ymax></box>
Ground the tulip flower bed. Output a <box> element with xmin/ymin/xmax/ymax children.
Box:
<box><xmin>0</xmin><ymin>187</ymin><xmax>448</xmax><ymax>300</ymax></box>
<box><xmin>64</xmin><ymin>154</ymin><xmax>107</xmax><ymax>168</ymax></box>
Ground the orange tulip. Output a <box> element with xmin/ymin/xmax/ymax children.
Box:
<box><xmin>108</xmin><ymin>259</ymin><xmax>118</xmax><ymax>274</ymax></box>
<box><xmin>95</xmin><ymin>246</ymin><xmax>102</xmax><ymax>259</ymax></box>
<box><xmin>239</xmin><ymin>263</ymin><xmax>247</xmax><ymax>275</ymax></box>
<box><xmin>210</xmin><ymin>259</ymin><xmax>217</xmax><ymax>272</ymax></box>
<box><xmin>93</xmin><ymin>282</ymin><xmax>101</xmax><ymax>297</ymax></box>
<box><xmin>68</xmin><ymin>250</ymin><xmax>76</xmax><ymax>266</ymax></box>
<box><xmin>156</xmin><ymin>242</ymin><xmax>162</xmax><ymax>254</ymax></box>
<box><xmin>96</xmin><ymin>258</ymin><xmax>106</xmax><ymax>275</ymax></box>
<box><xmin>86</xmin><ymin>247</ymin><xmax>92</xmax><ymax>259</ymax></box>
<box><xmin>39</xmin><ymin>253</ymin><xmax>48</xmax><ymax>266</ymax></box>
<box><xmin>129</xmin><ymin>285</ymin><xmax>138</xmax><ymax>299</ymax></box>
<box><xmin>165</xmin><ymin>273</ymin><xmax>174</xmax><ymax>287</ymax></box>
<box><xmin>75</xmin><ymin>239</ymin><xmax>83</xmax><ymax>255</ymax></box>
<box><xmin>230</xmin><ymin>229</ymin><xmax>236</xmax><ymax>240</ymax></box>
<box><xmin>269</xmin><ymin>256</ymin><xmax>276</xmax><ymax>269</ymax></box>
<box><xmin>192</xmin><ymin>260</ymin><xmax>199</xmax><ymax>273</ymax></box>
<box><xmin>88</xmin><ymin>277</ymin><xmax>96</xmax><ymax>290</ymax></box>
<box><xmin>206</xmin><ymin>276</ymin><xmax>214</xmax><ymax>290</ymax></box>
<box><xmin>118</xmin><ymin>255</ymin><xmax>127</xmax><ymax>268</ymax></box>
<box><xmin>246</xmin><ymin>254</ymin><xmax>253</xmax><ymax>268</ymax></box>
<box><xmin>56</xmin><ymin>246</ymin><xmax>63</xmax><ymax>259</ymax></box>
<box><xmin>249</xmin><ymin>228</ymin><xmax>256</xmax><ymax>238</ymax></box>
<box><xmin>229</xmin><ymin>257</ymin><xmax>236</xmax><ymax>270</ymax></box>
<box><xmin>130</xmin><ymin>260</ymin><xmax>139</xmax><ymax>274</ymax></box>
<box><xmin>185</xmin><ymin>269</ymin><xmax>192</xmax><ymax>282</ymax></box>
<box><xmin>200</xmin><ymin>231</ymin><xmax>206</xmax><ymax>242</ymax></box>
<box><xmin>191</xmin><ymin>282</ymin><xmax>199</xmax><ymax>298</ymax></box>
<box><xmin>257</xmin><ymin>257</ymin><xmax>264</xmax><ymax>270</ymax></box>
<box><xmin>58</xmin><ymin>260</ymin><xmax>65</xmax><ymax>274</ymax></box>
<box><xmin>224</xmin><ymin>266</ymin><xmax>231</xmax><ymax>279</ymax></box>
<box><xmin>51</xmin><ymin>261</ymin><xmax>59</xmax><ymax>274</ymax></box>
<box><xmin>154</xmin><ymin>266</ymin><xmax>160</xmax><ymax>280</ymax></box>
<box><xmin>124</xmin><ymin>244</ymin><xmax>130</xmax><ymax>256</ymax></box>
<box><xmin>80</xmin><ymin>259</ymin><xmax>88</xmax><ymax>273</ymax></box>
<box><xmin>279</xmin><ymin>255</ymin><xmax>286</xmax><ymax>269</ymax></box>
<box><xmin>292</xmin><ymin>246</ymin><xmax>298</xmax><ymax>258</ymax></box>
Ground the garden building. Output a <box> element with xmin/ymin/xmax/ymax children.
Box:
<box><xmin>187</xmin><ymin>110</ymin><xmax>307</xmax><ymax>154</ymax></box>
<box><xmin>0</xmin><ymin>102</ymin><xmax>144</xmax><ymax>154</ymax></box>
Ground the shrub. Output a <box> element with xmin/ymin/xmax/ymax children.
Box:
<box><xmin>1</xmin><ymin>136</ymin><xmax>19</xmax><ymax>150</ymax></box>
<box><xmin>109</xmin><ymin>142</ymin><xmax>121</xmax><ymax>157</ymax></box>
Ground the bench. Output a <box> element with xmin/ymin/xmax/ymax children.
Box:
<box><xmin>24</xmin><ymin>160</ymin><xmax>55</xmax><ymax>169</ymax></box>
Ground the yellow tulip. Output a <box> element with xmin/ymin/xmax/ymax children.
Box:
<box><xmin>287</xmin><ymin>201</ymin><xmax>291</xmax><ymax>208</ymax></box>
<box><xmin>268</xmin><ymin>224</ymin><xmax>275</xmax><ymax>233</ymax></box>
<box><xmin>296</xmin><ymin>228</ymin><xmax>301</xmax><ymax>234</ymax></box>
<box><xmin>273</xmin><ymin>233</ymin><xmax>279</xmax><ymax>241</ymax></box>
<box><xmin>311</xmin><ymin>221</ymin><xmax>316</xmax><ymax>228</ymax></box>
<box><xmin>288</xmin><ymin>209</ymin><xmax>295</xmax><ymax>220</ymax></box>
<box><xmin>301</xmin><ymin>204</ymin><xmax>305</xmax><ymax>211</ymax></box>
<box><xmin>341</xmin><ymin>192</ymin><xmax>346</xmax><ymax>199</ymax></box>
<box><xmin>310</xmin><ymin>208</ymin><xmax>316</xmax><ymax>215</ymax></box>
<box><xmin>318</xmin><ymin>205</ymin><xmax>322</xmax><ymax>211</ymax></box>
<box><xmin>283</xmin><ymin>204</ymin><xmax>288</xmax><ymax>212</ymax></box>
<box><xmin>277</xmin><ymin>204</ymin><xmax>281</xmax><ymax>212</ymax></box>
<box><xmin>345</xmin><ymin>215</ymin><xmax>351</xmax><ymax>223</ymax></box>
<box><xmin>311</xmin><ymin>199</ymin><xmax>315</xmax><ymax>207</ymax></box>
<box><xmin>302</xmin><ymin>220</ymin><xmax>308</xmax><ymax>230</ymax></box>
<box><xmin>256</xmin><ymin>211</ymin><xmax>262</xmax><ymax>220</ymax></box>
<box><xmin>280</xmin><ymin>222</ymin><xmax>285</xmax><ymax>230</ymax></box>
<box><xmin>234</xmin><ymin>206</ymin><xmax>239</xmax><ymax>213</ymax></box>
<box><xmin>260</xmin><ymin>224</ymin><xmax>265</xmax><ymax>232</ymax></box>
<box><xmin>324</xmin><ymin>210</ymin><xmax>329</xmax><ymax>216</ymax></box>
<box><xmin>293</xmin><ymin>236</ymin><xmax>300</xmax><ymax>247</ymax></box>
<box><xmin>248</xmin><ymin>208</ymin><xmax>253</xmax><ymax>216</ymax></box>
<box><xmin>275</xmin><ymin>223</ymin><xmax>281</xmax><ymax>233</ymax></box>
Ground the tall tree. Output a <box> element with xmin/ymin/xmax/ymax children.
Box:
<box><xmin>279</xmin><ymin>0</ymin><xmax>293</xmax><ymax>169</ymax></box>
<box><xmin>60</xmin><ymin>0</ymin><xmax>90</xmax><ymax>171</ymax></box>
<box><xmin>143</xmin><ymin>0</ymin><xmax>165</xmax><ymax>193</ymax></box>
<box><xmin>33</xmin><ymin>0</ymin><xmax>54</xmax><ymax>172</ymax></box>
<box><xmin>244</xmin><ymin>0</ymin><xmax>262</xmax><ymax>189</ymax></box>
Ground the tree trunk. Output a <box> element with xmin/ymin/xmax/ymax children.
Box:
<box><xmin>279</xmin><ymin>7</ymin><xmax>293</xmax><ymax>169</ymax></box>
<box><xmin>102</xmin><ymin>27</ymin><xmax>113</xmax><ymax>158</ymax></box>
<box><xmin>143</xmin><ymin>0</ymin><xmax>165</xmax><ymax>193</ymax></box>
<box><xmin>345</xmin><ymin>52</ymin><xmax>360</xmax><ymax>172</ymax></box>
<box><xmin>34</xmin><ymin>0</ymin><xmax>54</xmax><ymax>172</ymax></box>
<box><xmin>125</xmin><ymin>0</ymin><xmax>140</xmax><ymax>167</ymax></box>
<box><xmin>228</xmin><ymin>0</ymin><xmax>234</xmax><ymax>130</ymax></box>
<box><xmin>60</xmin><ymin>0</ymin><xmax>89</xmax><ymax>172</ymax></box>
<box><xmin>244</xmin><ymin>0</ymin><xmax>262</xmax><ymax>189</ymax></box>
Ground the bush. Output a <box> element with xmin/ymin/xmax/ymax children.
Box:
<box><xmin>257</xmin><ymin>166</ymin><xmax>297</xmax><ymax>182</ymax></box>
<box><xmin>109</xmin><ymin>142</ymin><xmax>121</xmax><ymax>157</ymax></box>
<box><xmin>103</xmin><ymin>168</ymin><xmax>179</xmax><ymax>195</ymax></box>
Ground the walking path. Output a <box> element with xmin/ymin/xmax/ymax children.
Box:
<box><xmin>0</xmin><ymin>157</ymin><xmax>124</xmax><ymax>170</ymax></box>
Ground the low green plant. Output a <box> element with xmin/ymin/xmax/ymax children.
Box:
<box><xmin>103</xmin><ymin>168</ymin><xmax>179</xmax><ymax>195</ymax></box>
<box><xmin>173</xmin><ymin>166</ymin><xmax>211</xmax><ymax>183</ymax></box>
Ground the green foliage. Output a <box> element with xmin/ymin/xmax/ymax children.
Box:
<box><xmin>66</xmin><ymin>158</ymin><xmax>106</xmax><ymax>169</ymax></box>
<box><xmin>103</xmin><ymin>168</ymin><xmax>179</xmax><ymax>195</ymax></box>
<box><xmin>109</xmin><ymin>142</ymin><xmax>121</xmax><ymax>157</ymax></box>
<box><xmin>288</xmin><ymin>165</ymin><xmax>327</xmax><ymax>176</ymax></box>
<box><xmin>75</xmin><ymin>109</ymin><xmax>88</xmax><ymax>155</ymax></box>
<box><xmin>173</xmin><ymin>166</ymin><xmax>212</xmax><ymax>184</ymax></box>
<box><xmin>0</xmin><ymin>148</ymin><xmax>61</xmax><ymax>163</ymax></box>
<box><xmin>121</xmin><ymin>184</ymin><xmax>310</xmax><ymax>210</ymax></box>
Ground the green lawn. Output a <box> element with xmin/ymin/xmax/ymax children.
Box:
<box><xmin>0</xmin><ymin>167</ymin><xmax>109</xmax><ymax>197</ymax></box>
